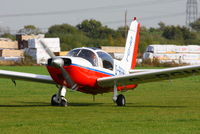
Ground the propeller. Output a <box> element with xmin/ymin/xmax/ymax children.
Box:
<box><xmin>40</xmin><ymin>40</ymin><xmax>78</xmax><ymax>90</ymax></box>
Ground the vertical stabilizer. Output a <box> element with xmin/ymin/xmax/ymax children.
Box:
<box><xmin>115</xmin><ymin>18</ymin><xmax>140</xmax><ymax>75</ymax></box>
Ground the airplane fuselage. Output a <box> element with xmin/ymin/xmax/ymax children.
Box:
<box><xmin>47</xmin><ymin>56</ymin><xmax>137</xmax><ymax>95</ymax></box>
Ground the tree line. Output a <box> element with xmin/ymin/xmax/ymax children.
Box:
<box><xmin>1</xmin><ymin>19</ymin><xmax>200</xmax><ymax>54</ymax></box>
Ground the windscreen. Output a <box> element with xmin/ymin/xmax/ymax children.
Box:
<box><xmin>67</xmin><ymin>49</ymin><xmax>98</xmax><ymax>66</ymax></box>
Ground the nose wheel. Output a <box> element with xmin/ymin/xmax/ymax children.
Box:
<box><xmin>51</xmin><ymin>94</ymin><xmax>59</xmax><ymax>106</ymax></box>
<box><xmin>51</xmin><ymin>86</ymin><xmax>68</xmax><ymax>107</ymax></box>
<box><xmin>51</xmin><ymin>94</ymin><xmax>68</xmax><ymax>106</ymax></box>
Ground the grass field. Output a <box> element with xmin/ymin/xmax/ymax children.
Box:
<box><xmin>0</xmin><ymin>66</ymin><xmax>200</xmax><ymax>134</ymax></box>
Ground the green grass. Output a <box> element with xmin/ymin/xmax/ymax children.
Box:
<box><xmin>0</xmin><ymin>66</ymin><xmax>200</xmax><ymax>134</ymax></box>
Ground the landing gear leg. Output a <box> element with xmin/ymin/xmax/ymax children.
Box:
<box><xmin>51</xmin><ymin>86</ymin><xmax>68</xmax><ymax>107</ymax></box>
<box><xmin>112</xmin><ymin>81</ymin><xmax>118</xmax><ymax>103</ymax></box>
<box><xmin>112</xmin><ymin>81</ymin><xmax>126</xmax><ymax>106</ymax></box>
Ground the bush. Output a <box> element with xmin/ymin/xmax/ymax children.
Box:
<box><xmin>138</xmin><ymin>58</ymin><xmax>188</xmax><ymax>67</ymax></box>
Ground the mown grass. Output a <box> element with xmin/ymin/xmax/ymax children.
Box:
<box><xmin>0</xmin><ymin>66</ymin><xmax>200</xmax><ymax>134</ymax></box>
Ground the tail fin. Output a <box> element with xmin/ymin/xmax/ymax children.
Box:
<box><xmin>115</xmin><ymin>18</ymin><xmax>140</xmax><ymax>75</ymax></box>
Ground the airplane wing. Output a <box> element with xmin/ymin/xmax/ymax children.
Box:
<box><xmin>0</xmin><ymin>70</ymin><xmax>55</xmax><ymax>84</ymax></box>
<box><xmin>97</xmin><ymin>64</ymin><xmax>200</xmax><ymax>88</ymax></box>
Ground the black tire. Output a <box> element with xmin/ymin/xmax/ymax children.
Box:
<box><xmin>60</xmin><ymin>99</ymin><xmax>68</xmax><ymax>107</ymax></box>
<box><xmin>116</xmin><ymin>94</ymin><xmax>126</xmax><ymax>106</ymax></box>
<box><xmin>51</xmin><ymin>94</ymin><xmax>59</xmax><ymax>106</ymax></box>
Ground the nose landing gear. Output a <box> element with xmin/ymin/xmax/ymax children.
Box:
<box><xmin>51</xmin><ymin>86</ymin><xmax>68</xmax><ymax>107</ymax></box>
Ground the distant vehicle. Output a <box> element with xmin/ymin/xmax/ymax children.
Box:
<box><xmin>1</xmin><ymin>18</ymin><xmax>200</xmax><ymax>107</ymax></box>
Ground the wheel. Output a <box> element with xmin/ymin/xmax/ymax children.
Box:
<box><xmin>51</xmin><ymin>94</ymin><xmax>59</xmax><ymax>106</ymax></box>
<box><xmin>116</xmin><ymin>94</ymin><xmax>126</xmax><ymax>106</ymax></box>
<box><xmin>60</xmin><ymin>98</ymin><xmax>68</xmax><ymax>107</ymax></box>
<box><xmin>51</xmin><ymin>94</ymin><xmax>68</xmax><ymax>106</ymax></box>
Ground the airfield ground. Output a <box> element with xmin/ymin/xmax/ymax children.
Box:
<box><xmin>0</xmin><ymin>66</ymin><xmax>200</xmax><ymax>134</ymax></box>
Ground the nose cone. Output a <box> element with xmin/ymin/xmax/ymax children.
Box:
<box><xmin>48</xmin><ymin>57</ymin><xmax>72</xmax><ymax>68</ymax></box>
<box><xmin>52</xmin><ymin>58</ymin><xmax>64</xmax><ymax>68</ymax></box>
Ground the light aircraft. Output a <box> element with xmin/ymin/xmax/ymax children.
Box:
<box><xmin>1</xmin><ymin>18</ymin><xmax>200</xmax><ymax>107</ymax></box>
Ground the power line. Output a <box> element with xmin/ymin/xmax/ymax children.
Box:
<box><xmin>0</xmin><ymin>0</ymin><xmax>183</xmax><ymax>18</ymax></box>
<box><xmin>6</xmin><ymin>12</ymin><xmax>186</xmax><ymax>33</ymax></box>
<box><xmin>104</xmin><ymin>12</ymin><xmax>185</xmax><ymax>25</ymax></box>
<box><xmin>0</xmin><ymin>0</ymin><xmax>185</xmax><ymax>32</ymax></box>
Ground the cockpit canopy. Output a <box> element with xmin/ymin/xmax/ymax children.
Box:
<box><xmin>67</xmin><ymin>48</ymin><xmax>114</xmax><ymax>70</ymax></box>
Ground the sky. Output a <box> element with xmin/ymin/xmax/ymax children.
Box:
<box><xmin>0</xmin><ymin>0</ymin><xmax>194</xmax><ymax>33</ymax></box>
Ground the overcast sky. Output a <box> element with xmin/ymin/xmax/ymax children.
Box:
<box><xmin>0</xmin><ymin>0</ymin><xmax>194</xmax><ymax>33</ymax></box>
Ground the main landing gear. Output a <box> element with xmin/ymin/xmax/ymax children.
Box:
<box><xmin>113</xmin><ymin>81</ymin><xmax>126</xmax><ymax>106</ymax></box>
<box><xmin>51</xmin><ymin>86</ymin><xmax>68</xmax><ymax>107</ymax></box>
<box><xmin>51</xmin><ymin>83</ymin><xmax>126</xmax><ymax>107</ymax></box>
<box><xmin>116</xmin><ymin>94</ymin><xmax>126</xmax><ymax>106</ymax></box>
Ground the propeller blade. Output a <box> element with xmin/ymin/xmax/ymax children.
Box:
<box><xmin>40</xmin><ymin>40</ymin><xmax>56</xmax><ymax>58</ymax></box>
<box><xmin>60</xmin><ymin>67</ymin><xmax>78</xmax><ymax>90</ymax></box>
<box><xmin>40</xmin><ymin>40</ymin><xmax>78</xmax><ymax>90</ymax></box>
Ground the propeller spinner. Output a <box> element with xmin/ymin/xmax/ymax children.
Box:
<box><xmin>40</xmin><ymin>40</ymin><xmax>78</xmax><ymax>90</ymax></box>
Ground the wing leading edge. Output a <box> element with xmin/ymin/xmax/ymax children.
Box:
<box><xmin>97</xmin><ymin>65</ymin><xmax>200</xmax><ymax>88</ymax></box>
<box><xmin>0</xmin><ymin>70</ymin><xmax>55</xmax><ymax>84</ymax></box>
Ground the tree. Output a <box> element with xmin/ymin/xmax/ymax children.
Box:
<box><xmin>46</xmin><ymin>23</ymin><xmax>90</xmax><ymax>50</ymax></box>
<box><xmin>117</xmin><ymin>26</ymin><xmax>129</xmax><ymax>38</ymax></box>
<box><xmin>181</xmin><ymin>26</ymin><xmax>196</xmax><ymax>40</ymax></box>
<box><xmin>162</xmin><ymin>26</ymin><xmax>183</xmax><ymax>40</ymax></box>
<box><xmin>158</xmin><ymin>22</ymin><xmax>166</xmax><ymax>31</ymax></box>
<box><xmin>18</xmin><ymin>25</ymin><xmax>42</xmax><ymax>34</ymax></box>
<box><xmin>48</xmin><ymin>24</ymin><xmax>78</xmax><ymax>34</ymax></box>
<box><xmin>190</xmin><ymin>18</ymin><xmax>200</xmax><ymax>32</ymax></box>
<box><xmin>77</xmin><ymin>19</ymin><xmax>118</xmax><ymax>39</ymax></box>
<box><xmin>77</xmin><ymin>19</ymin><xmax>102</xmax><ymax>38</ymax></box>
<box><xmin>99</xmin><ymin>26</ymin><xmax>117</xmax><ymax>39</ymax></box>
<box><xmin>162</xmin><ymin>25</ymin><xmax>195</xmax><ymax>41</ymax></box>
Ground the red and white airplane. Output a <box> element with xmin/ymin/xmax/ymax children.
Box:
<box><xmin>1</xmin><ymin>18</ymin><xmax>200</xmax><ymax>106</ymax></box>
